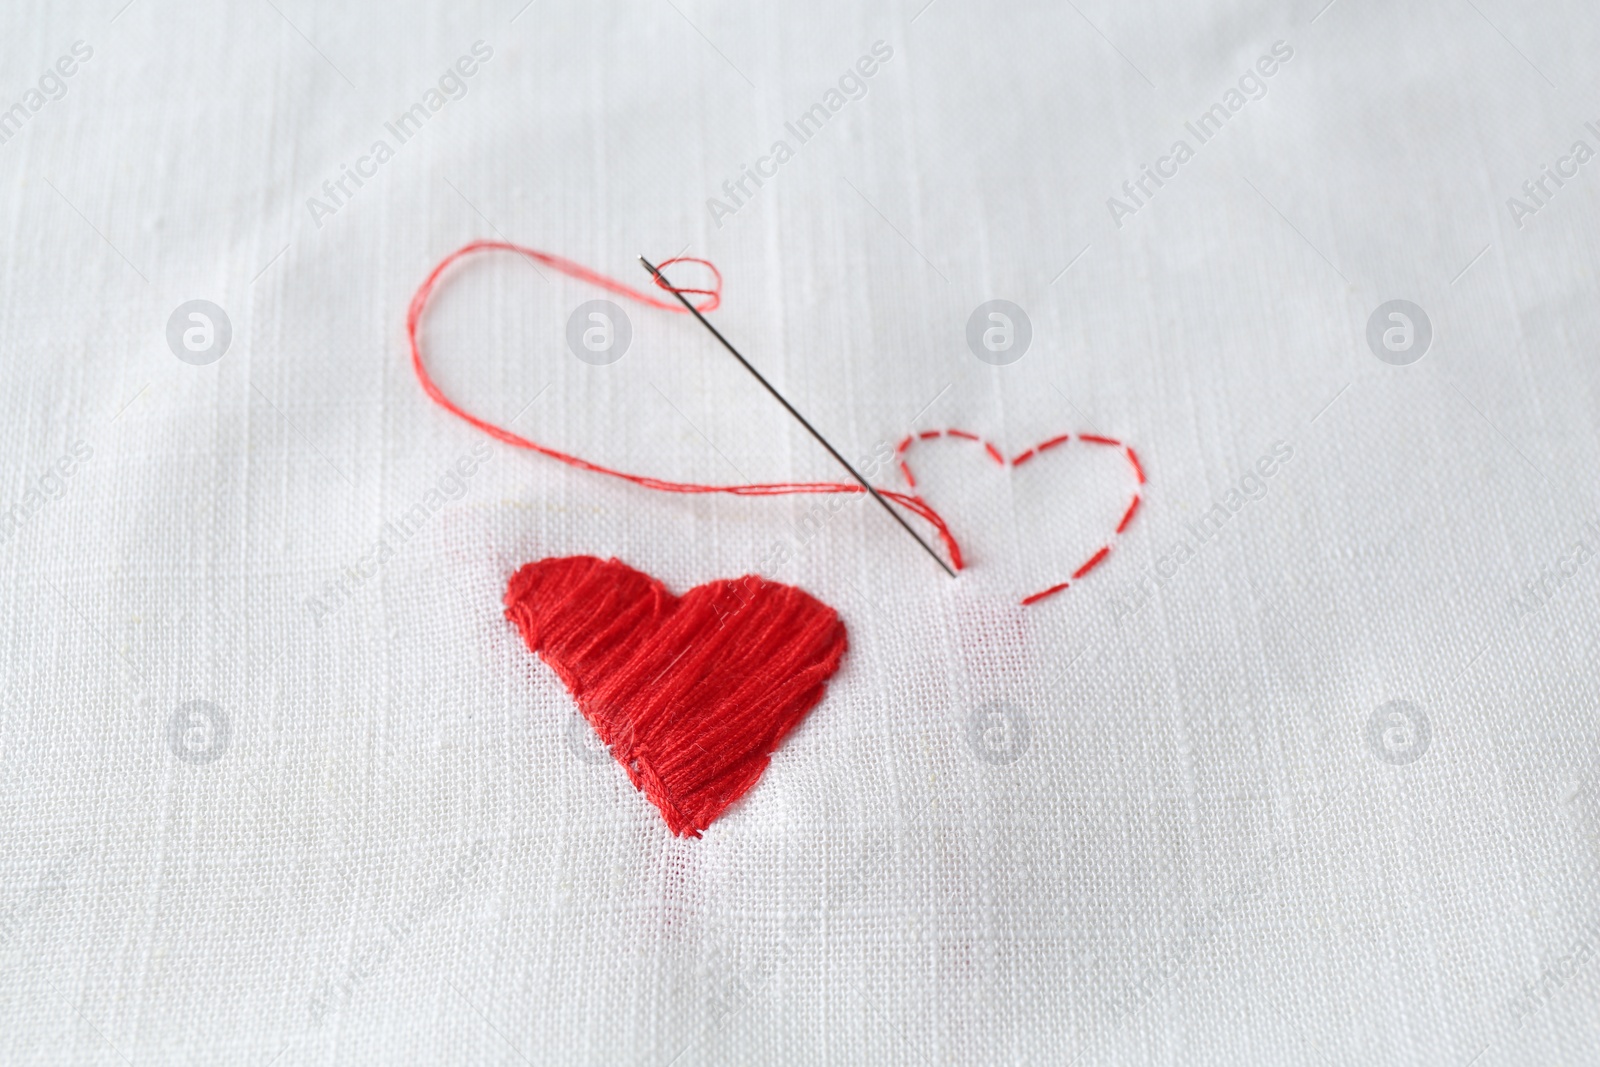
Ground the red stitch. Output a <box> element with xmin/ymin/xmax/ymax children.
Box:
<box><xmin>1020</xmin><ymin>582</ymin><xmax>1070</xmax><ymax>606</ymax></box>
<box><xmin>1072</xmin><ymin>546</ymin><xmax>1111</xmax><ymax>580</ymax></box>
<box><xmin>919</xmin><ymin>430</ymin><xmax>942</xmax><ymax>440</ymax></box>
<box><xmin>1079</xmin><ymin>434</ymin><xmax>1119</xmax><ymax>447</ymax></box>
<box><xmin>505</xmin><ymin>556</ymin><xmax>846</xmax><ymax>837</ymax></box>
<box><xmin>944</xmin><ymin>530</ymin><xmax>966</xmax><ymax>571</ymax></box>
<box><xmin>899</xmin><ymin>461</ymin><xmax>915</xmax><ymax>488</ymax></box>
<box><xmin>983</xmin><ymin>441</ymin><xmax>1005</xmax><ymax>465</ymax></box>
<box><xmin>1037</xmin><ymin>434</ymin><xmax>1072</xmax><ymax>453</ymax></box>
<box><xmin>1117</xmin><ymin>495</ymin><xmax>1142</xmax><ymax>534</ymax></box>
<box><xmin>1126</xmin><ymin>447</ymin><xmax>1146</xmax><ymax>485</ymax></box>
<box><xmin>1011</xmin><ymin>449</ymin><xmax>1037</xmax><ymax>467</ymax></box>
<box><xmin>896</xmin><ymin>434</ymin><xmax>913</xmax><ymax>453</ymax></box>
<box><xmin>946</xmin><ymin>430</ymin><xmax>980</xmax><ymax>441</ymax></box>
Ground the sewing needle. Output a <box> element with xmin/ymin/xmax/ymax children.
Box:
<box><xmin>640</xmin><ymin>255</ymin><xmax>956</xmax><ymax>579</ymax></box>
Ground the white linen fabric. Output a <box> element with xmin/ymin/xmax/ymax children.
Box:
<box><xmin>2</xmin><ymin>0</ymin><xmax>1599</xmax><ymax>1062</ymax></box>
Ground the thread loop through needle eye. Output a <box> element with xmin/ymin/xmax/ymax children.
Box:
<box><xmin>639</xmin><ymin>255</ymin><xmax>956</xmax><ymax>579</ymax></box>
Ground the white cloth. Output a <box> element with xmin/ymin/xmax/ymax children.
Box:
<box><xmin>3</xmin><ymin>0</ymin><xmax>1597</xmax><ymax>1062</ymax></box>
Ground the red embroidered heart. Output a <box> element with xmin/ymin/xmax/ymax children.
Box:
<box><xmin>894</xmin><ymin>429</ymin><xmax>1146</xmax><ymax>605</ymax></box>
<box><xmin>504</xmin><ymin>556</ymin><xmax>848</xmax><ymax>837</ymax></box>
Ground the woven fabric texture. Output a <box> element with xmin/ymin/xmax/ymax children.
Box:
<box><xmin>2</xmin><ymin>0</ymin><xmax>1599</xmax><ymax>1063</ymax></box>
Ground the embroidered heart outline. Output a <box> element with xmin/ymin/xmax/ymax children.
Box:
<box><xmin>892</xmin><ymin>429</ymin><xmax>1145</xmax><ymax>606</ymax></box>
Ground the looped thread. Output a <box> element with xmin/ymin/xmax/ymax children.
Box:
<box><xmin>650</xmin><ymin>256</ymin><xmax>722</xmax><ymax>311</ymax></box>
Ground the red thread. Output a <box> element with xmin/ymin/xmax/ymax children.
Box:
<box><xmin>1020</xmin><ymin>582</ymin><xmax>1070</xmax><ymax>606</ymax></box>
<box><xmin>1117</xmin><ymin>495</ymin><xmax>1142</xmax><ymax>534</ymax></box>
<box><xmin>407</xmin><ymin>240</ymin><xmax>1145</xmax><ymax>605</ymax></box>
<box><xmin>409</xmin><ymin>242</ymin><xmax>961</xmax><ymax>565</ymax></box>
<box><xmin>1038</xmin><ymin>434</ymin><xmax>1072</xmax><ymax>453</ymax></box>
<box><xmin>1127</xmin><ymin>447</ymin><xmax>1146</xmax><ymax>485</ymax></box>
<box><xmin>1073</xmin><ymin>546</ymin><xmax>1111</xmax><ymax>580</ymax></box>
<box><xmin>505</xmin><ymin>556</ymin><xmax>846</xmax><ymax>836</ymax></box>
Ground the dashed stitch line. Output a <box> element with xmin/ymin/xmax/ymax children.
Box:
<box><xmin>893</xmin><ymin>429</ymin><xmax>1145</xmax><ymax>606</ymax></box>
